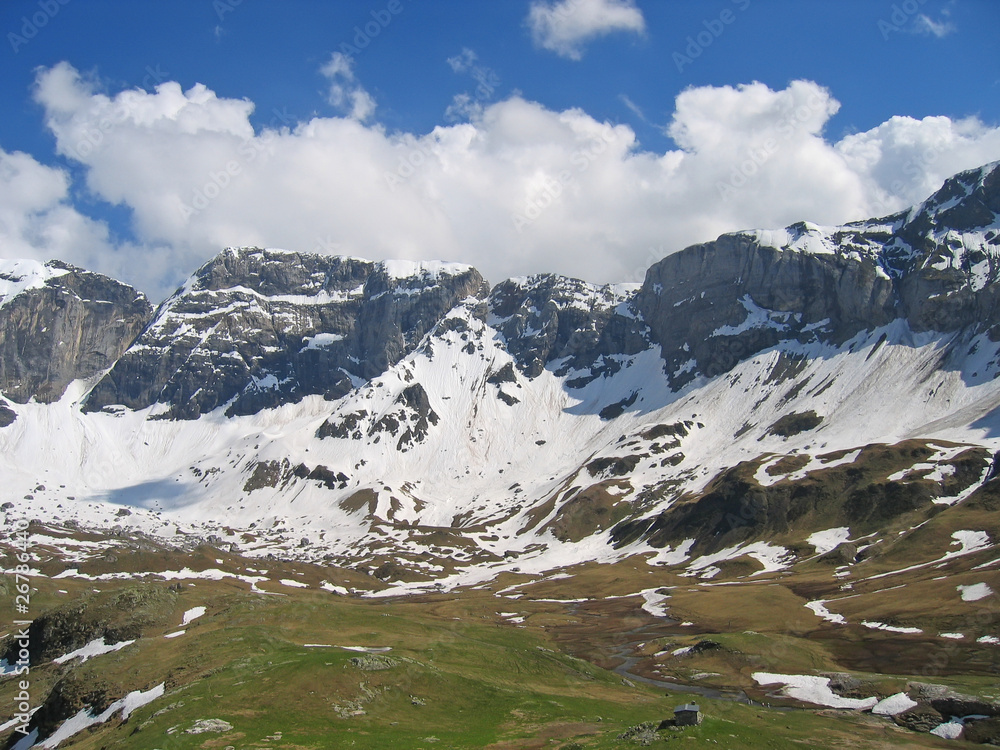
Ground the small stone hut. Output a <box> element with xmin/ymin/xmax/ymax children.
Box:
<box><xmin>674</xmin><ymin>703</ymin><xmax>702</xmax><ymax>726</ymax></box>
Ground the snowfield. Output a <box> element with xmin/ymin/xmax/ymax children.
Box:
<box><xmin>2</xmin><ymin>317</ymin><xmax>1000</xmax><ymax>586</ymax></box>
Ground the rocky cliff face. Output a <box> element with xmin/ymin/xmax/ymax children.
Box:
<box><xmin>636</xmin><ymin>162</ymin><xmax>1000</xmax><ymax>388</ymax></box>
<box><xmin>83</xmin><ymin>249</ymin><xmax>487</xmax><ymax>419</ymax></box>
<box><xmin>895</xmin><ymin>164</ymin><xmax>1000</xmax><ymax>332</ymax></box>
<box><xmin>0</xmin><ymin>260</ymin><xmax>151</xmax><ymax>403</ymax></box>
<box><xmin>487</xmin><ymin>274</ymin><xmax>647</xmax><ymax>381</ymax></box>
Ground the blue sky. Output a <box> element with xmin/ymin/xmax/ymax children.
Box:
<box><xmin>1</xmin><ymin>0</ymin><xmax>999</xmax><ymax>299</ymax></box>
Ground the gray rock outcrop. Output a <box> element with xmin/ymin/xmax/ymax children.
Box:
<box><xmin>0</xmin><ymin>260</ymin><xmax>151</xmax><ymax>403</ymax></box>
<box><xmin>636</xmin><ymin>161</ymin><xmax>1000</xmax><ymax>387</ymax></box>
<box><xmin>84</xmin><ymin>249</ymin><xmax>486</xmax><ymax>418</ymax></box>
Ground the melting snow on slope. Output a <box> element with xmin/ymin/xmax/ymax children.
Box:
<box><xmin>866</xmin><ymin>530</ymin><xmax>994</xmax><ymax>582</ymax></box>
<box><xmin>711</xmin><ymin>295</ymin><xmax>794</xmax><ymax>337</ymax></box>
<box><xmin>181</xmin><ymin>606</ymin><xmax>206</xmax><ymax>626</ymax></box>
<box><xmin>39</xmin><ymin>683</ymin><xmax>164</xmax><ymax>748</ymax></box>
<box><xmin>804</xmin><ymin>600</ymin><xmax>846</xmax><ymax>625</ymax></box>
<box><xmin>300</xmin><ymin>333</ymin><xmax>344</xmax><ymax>351</ymax></box>
<box><xmin>752</xmin><ymin>673</ymin><xmax>877</xmax><ymax>709</ymax></box>
<box><xmin>872</xmin><ymin>692</ymin><xmax>918</xmax><ymax>716</ymax></box>
<box><xmin>756</xmin><ymin>450</ymin><xmax>861</xmax><ymax>487</ymax></box>
<box><xmin>861</xmin><ymin>621</ymin><xmax>922</xmax><ymax>634</ymax></box>
<box><xmin>0</xmin><ymin>259</ymin><xmax>70</xmax><ymax>309</ymax></box>
<box><xmin>647</xmin><ymin>539</ymin><xmax>695</xmax><ymax>566</ymax></box>
<box><xmin>931</xmin><ymin>720</ymin><xmax>965</xmax><ymax>739</ymax></box>
<box><xmin>52</xmin><ymin>638</ymin><xmax>135</xmax><ymax>664</ymax></box>
<box><xmin>887</xmin><ymin>443</ymin><xmax>967</xmax><ymax>482</ymax></box>
<box><xmin>948</xmin><ymin>531</ymin><xmax>991</xmax><ymax>557</ymax></box>
<box><xmin>806</xmin><ymin>527</ymin><xmax>851</xmax><ymax>555</ymax></box>
<box><xmin>957</xmin><ymin>582</ymin><xmax>993</xmax><ymax>601</ymax></box>
<box><xmin>685</xmin><ymin>542</ymin><xmax>793</xmax><ymax>578</ymax></box>
<box><xmin>640</xmin><ymin>588</ymin><xmax>670</xmax><ymax>617</ymax></box>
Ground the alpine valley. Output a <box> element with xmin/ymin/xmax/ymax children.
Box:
<box><xmin>1</xmin><ymin>162</ymin><xmax>1000</xmax><ymax>749</ymax></box>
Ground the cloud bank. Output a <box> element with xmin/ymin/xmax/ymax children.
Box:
<box><xmin>526</xmin><ymin>0</ymin><xmax>647</xmax><ymax>60</ymax></box>
<box><xmin>12</xmin><ymin>62</ymin><xmax>1000</xmax><ymax>300</ymax></box>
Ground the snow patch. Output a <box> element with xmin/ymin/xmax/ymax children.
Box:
<box><xmin>648</xmin><ymin>539</ymin><xmax>695</xmax><ymax>566</ymax></box>
<box><xmin>52</xmin><ymin>637</ymin><xmax>135</xmax><ymax>665</ymax></box>
<box><xmin>686</xmin><ymin>541</ymin><xmax>793</xmax><ymax>577</ymax></box>
<box><xmin>639</xmin><ymin>588</ymin><xmax>670</xmax><ymax>617</ymax></box>
<box><xmin>40</xmin><ymin>683</ymin><xmax>164</xmax><ymax>748</ymax></box>
<box><xmin>301</xmin><ymin>333</ymin><xmax>344</xmax><ymax>351</ymax></box>
<box><xmin>381</xmin><ymin>259</ymin><xmax>472</xmax><ymax>280</ymax></box>
<box><xmin>949</xmin><ymin>530</ymin><xmax>991</xmax><ymax>557</ymax></box>
<box><xmin>711</xmin><ymin>295</ymin><xmax>793</xmax><ymax>337</ymax></box>
<box><xmin>804</xmin><ymin>600</ymin><xmax>846</xmax><ymax>625</ymax></box>
<box><xmin>957</xmin><ymin>582</ymin><xmax>993</xmax><ymax>602</ymax></box>
<box><xmin>930</xmin><ymin>720</ymin><xmax>964</xmax><ymax>739</ymax></box>
<box><xmin>181</xmin><ymin>606</ymin><xmax>206</xmax><ymax>625</ymax></box>
<box><xmin>872</xmin><ymin>692</ymin><xmax>918</xmax><ymax>716</ymax></box>
<box><xmin>751</xmin><ymin>672</ymin><xmax>877</xmax><ymax>709</ymax></box>
<box><xmin>860</xmin><ymin>621</ymin><xmax>922</xmax><ymax>634</ymax></box>
<box><xmin>0</xmin><ymin>259</ymin><xmax>70</xmax><ymax>309</ymax></box>
<box><xmin>807</xmin><ymin>527</ymin><xmax>851</xmax><ymax>555</ymax></box>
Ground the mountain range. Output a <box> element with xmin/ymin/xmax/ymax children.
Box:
<box><xmin>2</xmin><ymin>160</ymin><xmax>1000</xmax><ymax>749</ymax></box>
<box><xmin>1</xmin><ymin>160</ymin><xmax>999</xmax><ymax>590</ymax></box>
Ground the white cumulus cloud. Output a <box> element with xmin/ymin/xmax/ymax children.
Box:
<box><xmin>22</xmin><ymin>64</ymin><xmax>1000</xmax><ymax>301</ymax></box>
<box><xmin>913</xmin><ymin>13</ymin><xmax>956</xmax><ymax>38</ymax></box>
<box><xmin>0</xmin><ymin>148</ymin><xmax>110</xmax><ymax>272</ymax></box>
<box><xmin>320</xmin><ymin>52</ymin><xmax>376</xmax><ymax>122</ymax></box>
<box><xmin>527</xmin><ymin>0</ymin><xmax>646</xmax><ymax>60</ymax></box>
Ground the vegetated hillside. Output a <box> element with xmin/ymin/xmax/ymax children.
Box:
<box><xmin>0</xmin><ymin>517</ymin><xmax>997</xmax><ymax>748</ymax></box>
